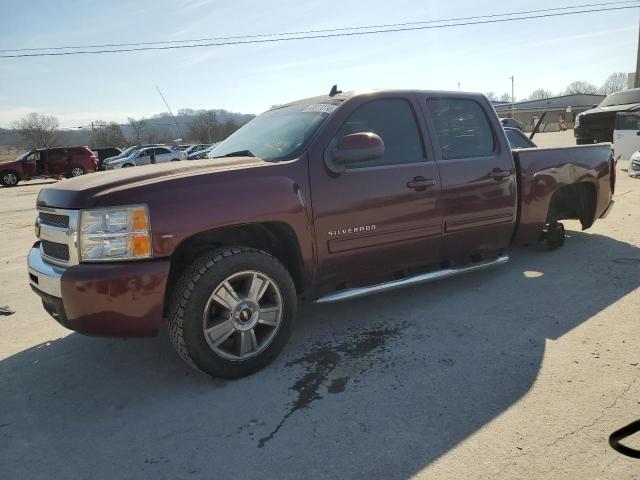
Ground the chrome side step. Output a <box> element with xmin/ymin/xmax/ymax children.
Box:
<box><xmin>314</xmin><ymin>255</ymin><xmax>509</xmax><ymax>304</ymax></box>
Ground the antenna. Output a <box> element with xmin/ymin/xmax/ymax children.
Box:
<box><xmin>156</xmin><ymin>86</ymin><xmax>184</xmax><ymax>139</ymax></box>
<box><xmin>329</xmin><ymin>84</ymin><xmax>342</xmax><ymax>97</ymax></box>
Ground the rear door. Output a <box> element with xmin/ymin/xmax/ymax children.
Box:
<box><xmin>45</xmin><ymin>148</ymin><xmax>68</xmax><ymax>175</ymax></box>
<box><xmin>309</xmin><ymin>94</ymin><xmax>443</xmax><ymax>287</ymax></box>
<box><xmin>154</xmin><ymin>147</ymin><xmax>173</xmax><ymax>163</ymax></box>
<box><xmin>613</xmin><ymin>112</ymin><xmax>640</xmax><ymax>161</ymax></box>
<box><xmin>423</xmin><ymin>95</ymin><xmax>516</xmax><ymax>261</ymax></box>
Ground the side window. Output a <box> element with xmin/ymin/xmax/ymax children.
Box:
<box><xmin>155</xmin><ymin>147</ymin><xmax>170</xmax><ymax>155</ymax></box>
<box><xmin>47</xmin><ymin>149</ymin><xmax>66</xmax><ymax>162</ymax></box>
<box><xmin>505</xmin><ymin>130</ymin><xmax>533</xmax><ymax>149</ymax></box>
<box><xmin>337</xmin><ymin>99</ymin><xmax>424</xmax><ymax>168</ymax></box>
<box><xmin>427</xmin><ymin>98</ymin><xmax>496</xmax><ymax>159</ymax></box>
<box><xmin>615</xmin><ymin>114</ymin><xmax>640</xmax><ymax>131</ymax></box>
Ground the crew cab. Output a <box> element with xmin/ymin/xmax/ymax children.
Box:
<box><xmin>1</xmin><ymin>146</ymin><xmax>97</xmax><ymax>187</ymax></box>
<box><xmin>575</xmin><ymin>88</ymin><xmax>640</xmax><ymax>144</ymax></box>
<box><xmin>27</xmin><ymin>90</ymin><xmax>615</xmax><ymax>378</ymax></box>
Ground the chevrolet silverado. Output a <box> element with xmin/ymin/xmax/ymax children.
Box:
<box><xmin>28</xmin><ymin>89</ymin><xmax>615</xmax><ymax>378</ymax></box>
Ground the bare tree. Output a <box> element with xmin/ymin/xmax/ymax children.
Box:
<box><xmin>600</xmin><ymin>72</ymin><xmax>627</xmax><ymax>95</ymax></box>
<box><xmin>12</xmin><ymin>112</ymin><xmax>60</xmax><ymax>149</ymax></box>
<box><xmin>188</xmin><ymin>111</ymin><xmax>217</xmax><ymax>144</ymax></box>
<box><xmin>528</xmin><ymin>89</ymin><xmax>553</xmax><ymax>100</ymax></box>
<box><xmin>92</xmin><ymin>121</ymin><xmax>127</xmax><ymax>148</ymax></box>
<box><xmin>484</xmin><ymin>92</ymin><xmax>497</xmax><ymax>101</ymax></box>
<box><xmin>127</xmin><ymin>117</ymin><xmax>148</xmax><ymax>145</ymax></box>
<box><xmin>563</xmin><ymin>81</ymin><xmax>599</xmax><ymax>95</ymax></box>
<box><xmin>499</xmin><ymin>92</ymin><xmax>512</xmax><ymax>102</ymax></box>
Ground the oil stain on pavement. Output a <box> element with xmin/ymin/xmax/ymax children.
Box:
<box><xmin>257</xmin><ymin>323</ymin><xmax>405</xmax><ymax>448</ymax></box>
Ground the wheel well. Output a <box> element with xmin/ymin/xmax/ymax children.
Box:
<box><xmin>163</xmin><ymin>222</ymin><xmax>304</xmax><ymax>315</ymax></box>
<box><xmin>547</xmin><ymin>182</ymin><xmax>596</xmax><ymax>230</ymax></box>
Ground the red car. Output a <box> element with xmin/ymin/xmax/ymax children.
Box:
<box><xmin>0</xmin><ymin>146</ymin><xmax>97</xmax><ymax>187</ymax></box>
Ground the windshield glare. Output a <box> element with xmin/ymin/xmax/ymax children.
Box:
<box><xmin>209</xmin><ymin>102</ymin><xmax>339</xmax><ymax>161</ymax></box>
<box><xmin>600</xmin><ymin>89</ymin><xmax>640</xmax><ymax>107</ymax></box>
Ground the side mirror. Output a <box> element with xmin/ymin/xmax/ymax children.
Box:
<box><xmin>324</xmin><ymin>132</ymin><xmax>385</xmax><ymax>174</ymax></box>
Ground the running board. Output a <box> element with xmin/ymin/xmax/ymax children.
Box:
<box><xmin>314</xmin><ymin>255</ymin><xmax>510</xmax><ymax>304</ymax></box>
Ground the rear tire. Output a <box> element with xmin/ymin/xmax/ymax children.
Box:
<box><xmin>170</xmin><ymin>158</ymin><xmax>180</xmax><ymax>162</ymax></box>
<box><xmin>122</xmin><ymin>163</ymin><xmax>134</xmax><ymax>168</ymax></box>
<box><xmin>168</xmin><ymin>247</ymin><xmax>297</xmax><ymax>379</ymax></box>
<box><xmin>0</xmin><ymin>170</ymin><xmax>19</xmax><ymax>187</ymax></box>
<box><xmin>67</xmin><ymin>166</ymin><xmax>85</xmax><ymax>178</ymax></box>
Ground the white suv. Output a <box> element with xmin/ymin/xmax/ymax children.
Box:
<box><xmin>105</xmin><ymin>146</ymin><xmax>185</xmax><ymax>169</ymax></box>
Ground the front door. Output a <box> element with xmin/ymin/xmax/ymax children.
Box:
<box><xmin>22</xmin><ymin>151</ymin><xmax>37</xmax><ymax>178</ymax></box>
<box><xmin>309</xmin><ymin>95</ymin><xmax>443</xmax><ymax>288</ymax></box>
<box><xmin>423</xmin><ymin>96</ymin><xmax>516</xmax><ymax>261</ymax></box>
<box><xmin>136</xmin><ymin>149</ymin><xmax>152</xmax><ymax>166</ymax></box>
<box><xmin>613</xmin><ymin>113</ymin><xmax>640</xmax><ymax>161</ymax></box>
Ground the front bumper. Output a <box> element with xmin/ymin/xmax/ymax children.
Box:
<box><xmin>28</xmin><ymin>243</ymin><xmax>171</xmax><ymax>337</ymax></box>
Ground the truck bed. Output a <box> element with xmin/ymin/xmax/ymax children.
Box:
<box><xmin>512</xmin><ymin>143</ymin><xmax>614</xmax><ymax>245</ymax></box>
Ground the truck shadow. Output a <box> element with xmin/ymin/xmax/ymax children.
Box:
<box><xmin>1</xmin><ymin>231</ymin><xmax>638</xmax><ymax>479</ymax></box>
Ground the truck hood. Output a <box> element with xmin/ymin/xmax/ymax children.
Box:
<box><xmin>37</xmin><ymin>156</ymin><xmax>268</xmax><ymax>209</ymax></box>
<box><xmin>582</xmin><ymin>102</ymin><xmax>640</xmax><ymax>116</ymax></box>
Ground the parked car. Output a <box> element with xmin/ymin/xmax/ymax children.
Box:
<box><xmin>92</xmin><ymin>147</ymin><xmax>122</xmax><ymax>170</ymax></box>
<box><xmin>104</xmin><ymin>146</ymin><xmax>184</xmax><ymax>169</ymax></box>
<box><xmin>575</xmin><ymin>88</ymin><xmax>640</xmax><ymax>144</ymax></box>
<box><xmin>184</xmin><ymin>144</ymin><xmax>211</xmax><ymax>156</ymax></box>
<box><xmin>188</xmin><ymin>142</ymin><xmax>220</xmax><ymax>160</ymax></box>
<box><xmin>612</xmin><ymin>112</ymin><xmax>640</xmax><ymax>162</ymax></box>
<box><xmin>1</xmin><ymin>146</ymin><xmax>97</xmax><ymax>187</ymax></box>
<box><xmin>100</xmin><ymin>144</ymin><xmax>170</xmax><ymax>170</ymax></box>
<box><xmin>504</xmin><ymin>127</ymin><xmax>536</xmax><ymax>148</ymax></box>
<box><xmin>500</xmin><ymin>118</ymin><xmax>523</xmax><ymax>130</ymax></box>
<box><xmin>629</xmin><ymin>150</ymin><xmax>640</xmax><ymax>177</ymax></box>
<box><xmin>28</xmin><ymin>89</ymin><xmax>615</xmax><ymax>378</ymax></box>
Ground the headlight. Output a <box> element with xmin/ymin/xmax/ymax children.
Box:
<box><xmin>79</xmin><ymin>205</ymin><xmax>152</xmax><ymax>261</ymax></box>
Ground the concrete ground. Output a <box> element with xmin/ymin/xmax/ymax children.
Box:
<box><xmin>0</xmin><ymin>131</ymin><xmax>638</xmax><ymax>479</ymax></box>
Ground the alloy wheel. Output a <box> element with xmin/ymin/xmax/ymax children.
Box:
<box><xmin>202</xmin><ymin>270</ymin><xmax>283</xmax><ymax>361</ymax></box>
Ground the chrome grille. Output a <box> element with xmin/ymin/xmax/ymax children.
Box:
<box><xmin>39</xmin><ymin>212</ymin><xmax>70</xmax><ymax>228</ymax></box>
<box><xmin>41</xmin><ymin>240</ymin><xmax>70</xmax><ymax>261</ymax></box>
<box><xmin>37</xmin><ymin>208</ymin><xmax>80</xmax><ymax>266</ymax></box>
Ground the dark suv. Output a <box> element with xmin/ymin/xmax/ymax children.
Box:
<box><xmin>0</xmin><ymin>146</ymin><xmax>97</xmax><ymax>187</ymax></box>
<box><xmin>575</xmin><ymin>88</ymin><xmax>640</xmax><ymax>144</ymax></box>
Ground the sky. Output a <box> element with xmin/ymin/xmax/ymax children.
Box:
<box><xmin>0</xmin><ymin>0</ymin><xmax>638</xmax><ymax>127</ymax></box>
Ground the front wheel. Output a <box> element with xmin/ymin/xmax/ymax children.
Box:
<box><xmin>168</xmin><ymin>247</ymin><xmax>297</xmax><ymax>378</ymax></box>
<box><xmin>546</xmin><ymin>222</ymin><xmax>565</xmax><ymax>250</ymax></box>
<box><xmin>0</xmin><ymin>170</ymin><xmax>19</xmax><ymax>187</ymax></box>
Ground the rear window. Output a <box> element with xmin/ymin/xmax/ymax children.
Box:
<box><xmin>427</xmin><ymin>98</ymin><xmax>496</xmax><ymax>159</ymax></box>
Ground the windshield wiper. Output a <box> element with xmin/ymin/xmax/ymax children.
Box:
<box><xmin>212</xmin><ymin>149</ymin><xmax>255</xmax><ymax>159</ymax></box>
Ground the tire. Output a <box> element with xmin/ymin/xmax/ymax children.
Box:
<box><xmin>122</xmin><ymin>163</ymin><xmax>134</xmax><ymax>168</ymax></box>
<box><xmin>67</xmin><ymin>166</ymin><xmax>85</xmax><ymax>178</ymax></box>
<box><xmin>546</xmin><ymin>222</ymin><xmax>565</xmax><ymax>251</ymax></box>
<box><xmin>0</xmin><ymin>170</ymin><xmax>19</xmax><ymax>187</ymax></box>
<box><xmin>168</xmin><ymin>247</ymin><xmax>297</xmax><ymax>379</ymax></box>
<box><xmin>170</xmin><ymin>158</ymin><xmax>180</xmax><ymax>162</ymax></box>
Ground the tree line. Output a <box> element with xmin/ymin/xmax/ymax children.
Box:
<box><xmin>10</xmin><ymin>109</ymin><xmax>248</xmax><ymax>150</ymax></box>
<box><xmin>485</xmin><ymin>72</ymin><xmax>628</xmax><ymax>103</ymax></box>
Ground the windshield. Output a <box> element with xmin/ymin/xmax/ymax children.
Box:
<box><xmin>209</xmin><ymin>101</ymin><xmax>339</xmax><ymax>161</ymax></box>
<box><xmin>13</xmin><ymin>151</ymin><xmax>32</xmax><ymax>162</ymax></box>
<box><xmin>599</xmin><ymin>89</ymin><xmax>640</xmax><ymax>107</ymax></box>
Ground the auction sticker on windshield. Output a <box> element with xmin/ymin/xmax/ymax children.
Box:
<box><xmin>302</xmin><ymin>103</ymin><xmax>338</xmax><ymax>114</ymax></box>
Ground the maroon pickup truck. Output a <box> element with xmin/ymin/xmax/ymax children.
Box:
<box><xmin>27</xmin><ymin>90</ymin><xmax>615</xmax><ymax>378</ymax></box>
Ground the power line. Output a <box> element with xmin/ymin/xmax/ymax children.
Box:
<box><xmin>1</xmin><ymin>4</ymin><xmax>637</xmax><ymax>58</ymax></box>
<box><xmin>0</xmin><ymin>1</ymin><xmax>635</xmax><ymax>53</ymax></box>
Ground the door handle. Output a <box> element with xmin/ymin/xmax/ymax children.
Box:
<box><xmin>487</xmin><ymin>168</ymin><xmax>512</xmax><ymax>180</ymax></box>
<box><xmin>406</xmin><ymin>176</ymin><xmax>435</xmax><ymax>191</ymax></box>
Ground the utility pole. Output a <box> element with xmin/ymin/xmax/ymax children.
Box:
<box><xmin>457</xmin><ymin>82</ymin><xmax>460</xmax><ymax>91</ymax></box>
<box><xmin>635</xmin><ymin>18</ymin><xmax>640</xmax><ymax>88</ymax></box>
<box><xmin>509</xmin><ymin>76</ymin><xmax>515</xmax><ymax>118</ymax></box>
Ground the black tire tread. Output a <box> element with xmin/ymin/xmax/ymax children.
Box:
<box><xmin>167</xmin><ymin>246</ymin><xmax>291</xmax><ymax>376</ymax></box>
